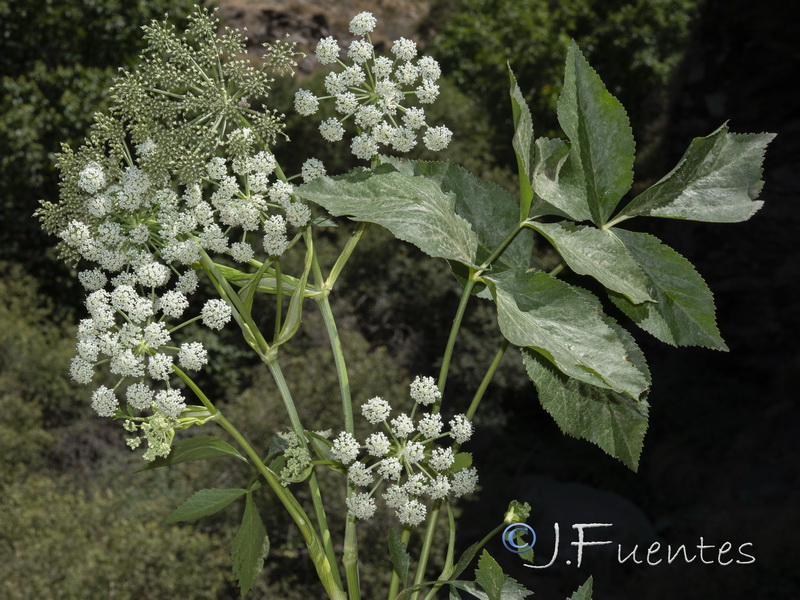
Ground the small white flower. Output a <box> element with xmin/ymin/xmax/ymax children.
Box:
<box><xmin>402</xmin><ymin>441</ymin><xmax>425</xmax><ymax>464</ymax></box>
<box><xmin>155</xmin><ymin>388</ymin><xmax>185</xmax><ymax>418</ymax></box>
<box><xmin>404</xmin><ymin>473</ymin><xmax>428</xmax><ymax>496</ymax></box>
<box><xmin>158</xmin><ymin>290</ymin><xmax>189</xmax><ymax>318</ymax></box>
<box><xmin>86</xmin><ymin>193</ymin><xmax>112</xmax><ymax>218</ymax></box>
<box><xmin>417</xmin><ymin>56</ymin><xmax>442</xmax><ymax>81</ymax></box>
<box><xmin>177</xmin><ymin>270</ymin><xmax>199</xmax><ymax>294</ymax></box>
<box><xmin>178</xmin><ymin>342</ymin><xmax>208</xmax><ymax>371</ymax></box>
<box><xmin>449</xmin><ymin>414</ymin><xmax>474</xmax><ymax>444</ymax></box>
<box><xmin>324</xmin><ymin>71</ymin><xmax>347</xmax><ymax>96</ymax></box>
<box><xmin>320</xmin><ymin>118</ymin><xmax>345</xmax><ymax>142</ymax></box>
<box><xmin>383</xmin><ymin>485</ymin><xmax>408</xmax><ymax>508</ymax></box>
<box><xmin>417</xmin><ymin>412</ymin><xmax>443</xmax><ymax>439</ymax></box>
<box><xmin>410</xmin><ymin>375</ymin><xmax>441</xmax><ymax>406</ymax></box>
<box><xmin>394</xmin><ymin>62</ymin><xmax>419</xmax><ymax>86</ymax></box>
<box><xmin>391</xmin><ymin>38</ymin><xmax>417</xmax><ymax>61</ymax></box>
<box><xmin>294</xmin><ymin>89</ymin><xmax>319</xmax><ymax>116</ymax></box>
<box><xmin>341</xmin><ymin>65</ymin><xmax>366</xmax><ymax>87</ymax></box>
<box><xmin>315</xmin><ymin>36</ymin><xmax>340</xmax><ymax>65</ymax></box>
<box><xmin>361</xmin><ymin>396</ymin><xmax>391</xmax><ymax>424</ymax></box>
<box><xmin>269</xmin><ymin>180</ymin><xmax>294</xmax><ymax>206</ymax></box>
<box><xmin>365</xmin><ymin>432</ymin><xmax>391</xmax><ymax>456</ymax></box>
<box><xmin>78</xmin><ymin>269</ymin><xmax>107</xmax><ymax>291</ymax></box>
<box><xmin>346</xmin><ymin>492</ymin><xmax>376</xmax><ymax>520</ymax></box>
<box><xmin>331</xmin><ymin>431</ymin><xmax>360</xmax><ymax>465</ymax></box>
<box><xmin>349</xmin><ymin>12</ymin><xmax>377</xmax><ymax>36</ymax></box>
<box><xmin>378</xmin><ymin>457</ymin><xmax>402</xmax><ymax>481</ymax></box>
<box><xmin>335</xmin><ymin>92</ymin><xmax>359</xmax><ymax>115</ymax></box>
<box><xmin>286</xmin><ymin>203</ymin><xmax>311</xmax><ymax>228</ymax></box>
<box><xmin>78</xmin><ymin>162</ymin><xmax>106</xmax><ymax>194</ymax></box>
<box><xmin>402</xmin><ymin>107</ymin><xmax>427</xmax><ymax>130</ymax></box>
<box><xmin>148</xmin><ymin>353</ymin><xmax>174</xmax><ymax>380</ymax></box>
<box><xmin>206</xmin><ymin>157</ymin><xmax>228</xmax><ymax>180</ymax></box>
<box><xmin>250</xmin><ymin>151</ymin><xmax>277</xmax><ymax>175</ymax></box>
<box><xmin>91</xmin><ymin>386</ymin><xmax>118</xmax><ymax>417</ymax></box>
<box><xmin>263</xmin><ymin>214</ymin><xmax>289</xmax><ymax>256</ymax></box>
<box><xmin>423</xmin><ymin>125</ymin><xmax>452</xmax><ymax>151</ymax></box>
<box><xmin>355</xmin><ymin>105</ymin><xmax>383</xmax><ymax>129</ymax></box>
<box><xmin>69</xmin><ymin>357</ymin><xmax>94</xmax><ymax>384</ymax></box>
<box><xmin>348</xmin><ymin>39</ymin><xmax>373</xmax><ymax>63</ymax></box>
<box><xmin>451</xmin><ymin>467</ymin><xmax>479</xmax><ymax>497</ymax></box>
<box><xmin>230</xmin><ymin>241</ymin><xmax>254</xmax><ymax>263</ymax></box>
<box><xmin>347</xmin><ymin>462</ymin><xmax>373</xmax><ymax>487</ymax></box>
<box><xmin>110</xmin><ymin>348</ymin><xmax>145</xmax><ymax>377</ymax></box>
<box><xmin>391</xmin><ymin>413</ymin><xmax>415</xmax><ymax>438</ymax></box>
<box><xmin>391</xmin><ymin>127</ymin><xmax>416</xmax><ymax>153</ymax></box>
<box><xmin>427</xmin><ymin>474</ymin><xmax>451</xmax><ymax>499</ymax></box>
<box><xmin>397</xmin><ymin>498</ymin><xmax>427</xmax><ymax>526</ymax></box>
<box><xmin>201</xmin><ymin>299</ymin><xmax>232</xmax><ymax>330</ymax></box>
<box><xmin>372</xmin><ymin>56</ymin><xmax>393</xmax><ymax>79</ymax></box>
<box><xmin>143</xmin><ymin>322</ymin><xmax>171</xmax><ymax>348</ymax></box>
<box><xmin>430</xmin><ymin>447</ymin><xmax>454</xmax><ymax>472</ymax></box>
<box><xmin>416</xmin><ymin>80</ymin><xmax>440</xmax><ymax>104</ymax></box>
<box><xmin>126</xmin><ymin>382</ymin><xmax>153</xmax><ymax>411</ymax></box>
<box><xmin>351</xmin><ymin>134</ymin><xmax>378</xmax><ymax>161</ymax></box>
<box><xmin>301</xmin><ymin>158</ymin><xmax>326</xmax><ymax>182</ymax></box>
<box><xmin>135</xmin><ymin>261</ymin><xmax>170</xmax><ymax>288</ymax></box>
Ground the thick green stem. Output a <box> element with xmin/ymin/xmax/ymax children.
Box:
<box><xmin>422</xmin><ymin>504</ymin><xmax>456</xmax><ymax>600</ymax></box>
<box><xmin>343</xmin><ymin>514</ymin><xmax>361</xmax><ymax>600</ymax></box>
<box><xmin>264</xmin><ymin>357</ymin><xmax>305</xmax><ymax>441</ymax></box>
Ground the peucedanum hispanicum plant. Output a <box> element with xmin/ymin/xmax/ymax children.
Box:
<box><xmin>37</xmin><ymin>7</ymin><xmax>772</xmax><ymax>600</ymax></box>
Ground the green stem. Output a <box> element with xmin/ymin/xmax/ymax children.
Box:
<box><xmin>410</xmin><ymin>500</ymin><xmax>442</xmax><ymax>600</ymax></box>
<box><xmin>422</xmin><ymin>504</ymin><xmax>456</xmax><ymax>600</ymax></box>
<box><xmin>264</xmin><ymin>356</ymin><xmax>305</xmax><ymax>447</ymax></box>
<box><xmin>466</xmin><ymin>339</ymin><xmax>509</xmax><ymax>421</ymax></box>
<box><xmin>343</xmin><ymin>513</ymin><xmax>361</xmax><ymax>600</ymax></box>
<box><xmin>387</xmin><ymin>527</ymin><xmax>412</xmax><ymax>600</ymax></box>
<box><xmin>436</xmin><ymin>277</ymin><xmax>476</xmax><ymax>405</ymax></box>
<box><xmin>309</xmin><ymin>470</ymin><xmax>345</xmax><ymax>592</ymax></box>
<box><xmin>215</xmin><ymin>412</ymin><xmax>346</xmax><ymax>600</ymax></box>
<box><xmin>274</xmin><ymin>260</ymin><xmax>283</xmax><ymax>342</ymax></box>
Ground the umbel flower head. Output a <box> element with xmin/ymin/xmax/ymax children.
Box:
<box><xmin>331</xmin><ymin>377</ymin><xmax>478</xmax><ymax>526</ymax></box>
<box><xmin>293</xmin><ymin>12</ymin><xmax>452</xmax><ymax>161</ymax></box>
<box><xmin>36</xmin><ymin>7</ymin><xmax>315</xmax><ymax>461</ymax></box>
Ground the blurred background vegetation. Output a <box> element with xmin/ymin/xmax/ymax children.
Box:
<box><xmin>1</xmin><ymin>0</ymin><xmax>796</xmax><ymax>598</ymax></box>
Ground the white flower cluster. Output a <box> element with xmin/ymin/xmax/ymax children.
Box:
<box><xmin>333</xmin><ymin>376</ymin><xmax>478</xmax><ymax>526</ymax></box>
<box><xmin>59</xmin><ymin>130</ymin><xmax>315</xmax><ymax>460</ymax></box>
<box><xmin>293</xmin><ymin>12</ymin><xmax>452</xmax><ymax>161</ymax></box>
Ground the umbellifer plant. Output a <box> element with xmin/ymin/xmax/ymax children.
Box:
<box><xmin>37</xmin><ymin>8</ymin><xmax>772</xmax><ymax>599</ymax></box>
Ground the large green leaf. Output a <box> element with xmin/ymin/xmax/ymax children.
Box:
<box><xmin>232</xmin><ymin>493</ymin><xmax>269</xmax><ymax>598</ymax></box>
<box><xmin>487</xmin><ymin>269</ymin><xmax>649</xmax><ymax>398</ymax></box>
<box><xmin>608</xmin><ymin>229</ymin><xmax>727</xmax><ymax>350</ymax></box>
<box><xmin>567</xmin><ymin>576</ymin><xmax>594</xmax><ymax>600</ymax></box>
<box><xmin>619</xmin><ymin>123</ymin><xmax>774</xmax><ymax>222</ymax></box>
<box><xmin>557</xmin><ymin>41</ymin><xmax>635</xmax><ymax>225</ymax></box>
<box><xmin>521</xmin><ymin>314</ymin><xmax>650</xmax><ymax>471</ymax></box>
<box><xmin>299</xmin><ymin>168</ymin><xmax>478</xmax><ymax>267</ymax></box>
<box><xmin>529</xmin><ymin>221</ymin><xmax>653</xmax><ymax>304</ymax></box>
<box><xmin>137</xmin><ymin>435</ymin><xmax>247</xmax><ymax>471</ymax></box>
<box><xmin>394</xmin><ymin>160</ymin><xmax>532</xmax><ymax>270</ymax></box>
<box><xmin>166</xmin><ymin>487</ymin><xmax>247</xmax><ymax>524</ymax></box>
